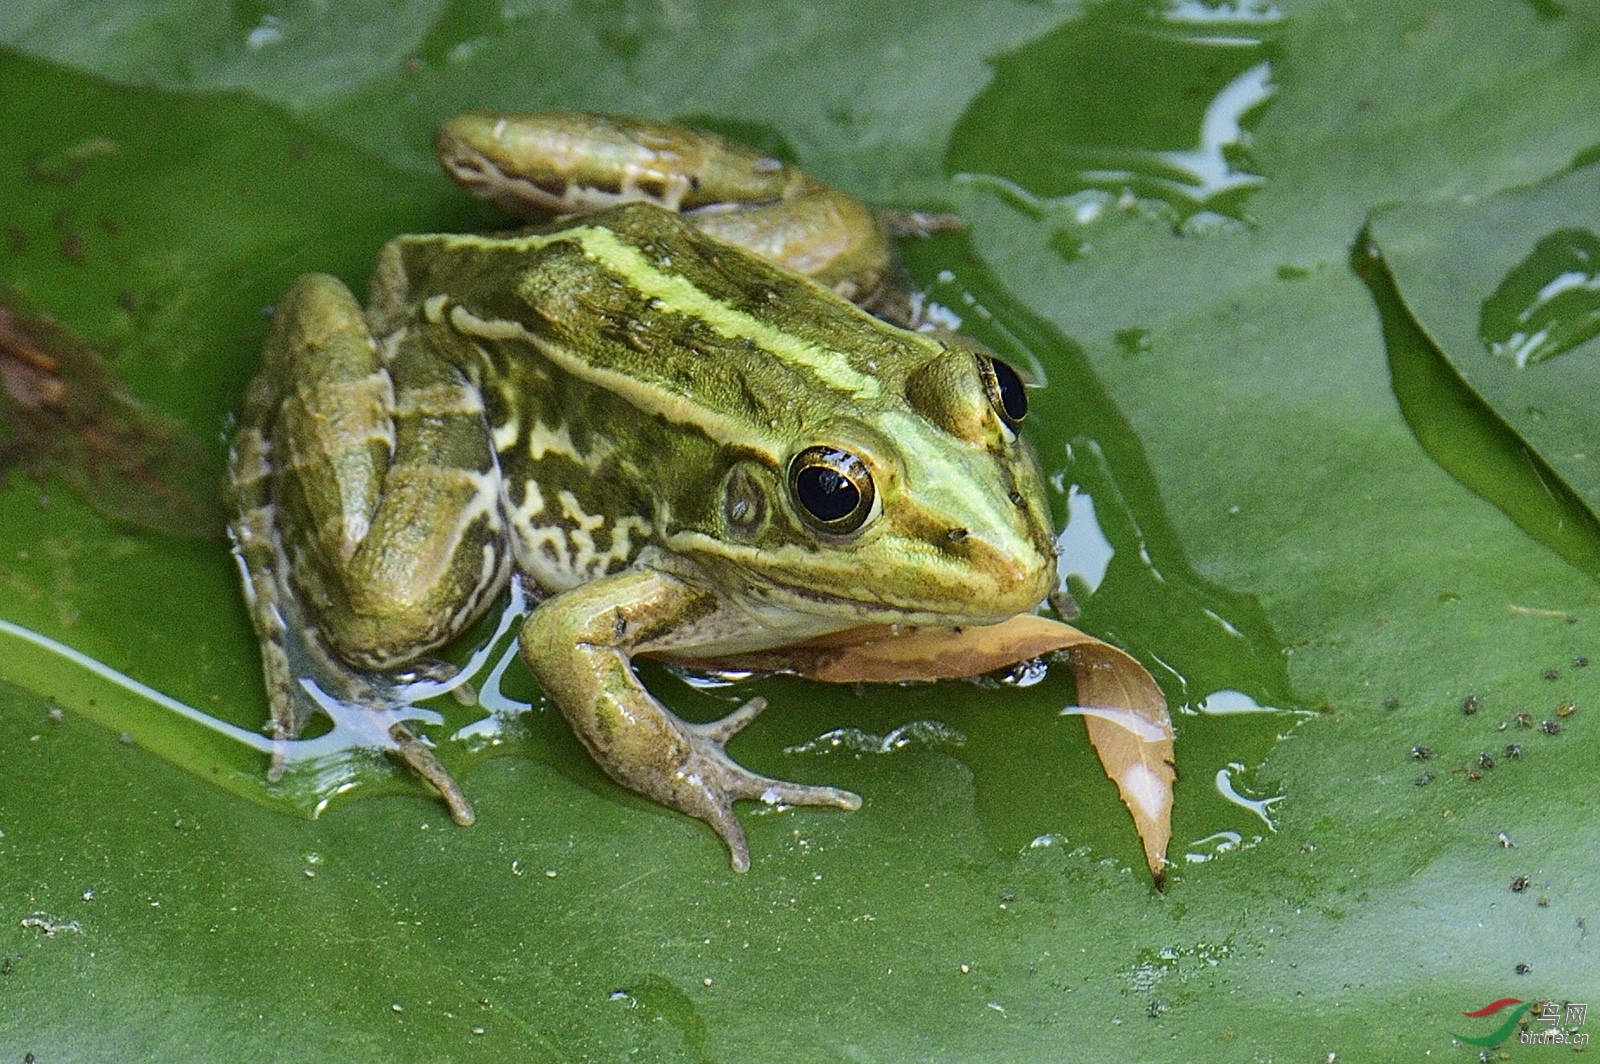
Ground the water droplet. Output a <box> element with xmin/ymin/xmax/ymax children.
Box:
<box><xmin>245</xmin><ymin>14</ymin><xmax>285</xmax><ymax>50</ymax></box>
<box><xmin>784</xmin><ymin>720</ymin><xmax>967</xmax><ymax>756</ymax></box>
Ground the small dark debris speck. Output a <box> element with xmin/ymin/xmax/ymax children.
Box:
<box><xmin>1409</xmin><ymin>745</ymin><xmax>1433</xmax><ymax>761</ymax></box>
<box><xmin>59</xmin><ymin>232</ymin><xmax>85</xmax><ymax>262</ymax></box>
<box><xmin>1512</xmin><ymin>875</ymin><xmax>1530</xmax><ymax>892</ymax></box>
<box><xmin>0</xmin><ymin>955</ymin><xmax>13</xmax><ymax>975</ymax></box>
<box><xmin>1541</xmin><ymin>719</ymin><xmax>1562</xmax><ymax>735</ymax></box>
<box><xmin>1543</xmin><ymin>667</ymin><xmax>1561</xmax><ymax>681</ymax></box>
<box><xmin>1462</xmin><ymin>694</ymin><xmax>1482</xmax><ymax>715</ymax></box>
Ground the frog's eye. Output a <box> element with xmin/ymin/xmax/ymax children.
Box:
<box><xmin>789</xmin><ymin>447</ymin><xmax>876</xmax><ymax>534</ymax></box>
<box><xmin>978</xmin><ymin>355</ymin><xmax>1028</xmax><ymax>425</ymax></box>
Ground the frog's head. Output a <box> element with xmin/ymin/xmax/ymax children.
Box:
<box><xmin>682</xmin><ymin>333</ymin><xmax>1058</xmax><ymax>631</ymax></box>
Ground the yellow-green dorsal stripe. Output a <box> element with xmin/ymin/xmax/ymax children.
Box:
<box><xmin>508</xmin><ymin>224</ymin><xmax>883</xmax><ymax>401</ymax></box>
<box><xmin>448</xmin><ymin>304</ymin><xmax>773</xmax><ymax>449</ymax></box>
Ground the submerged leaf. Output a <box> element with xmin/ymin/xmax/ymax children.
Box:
<box><xmin>681</xmin><ymin>614</ymin><xmax>1175</xmax><ymax>883</ymax></box>
<box><xmin>0</xmin><ymin>294</ymin><xmax>221</xmax><ymax>538</ymax></box>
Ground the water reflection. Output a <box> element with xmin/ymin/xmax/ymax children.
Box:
<box><xmin>948</xmin><ymin>0</ymin><xmax>1283</xmax><ymax>227</ymax></box>
<box><xmin>1213</xmin><ymin>761</ymin><xmax>1281</xmax><ymax>827</ymax></box>
<box><xmin>1479</xmin><ymin>227</ymin><xmax>1600</xmax><ymax>368</ymax></box>
<box><xmin>1055</xmin><ymin>482</ymin><xmax>1116</xmax><ymax>596</ymax></box>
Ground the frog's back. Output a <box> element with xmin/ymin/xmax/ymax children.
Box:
<box><xmin>375</xmin><ymin>204</ymin><xmax>945</xmax><ymax>593</ymax></box>
<box><xmin>380</xmin><ymin>203</ymin><xmax>925</xmax><ymax>439</ymax></box>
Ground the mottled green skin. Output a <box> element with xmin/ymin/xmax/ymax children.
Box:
<box><xmin>373</xmin><ymin>207</ymin><xmax>1054</xmax><ymax>625</ymax></box>
<box><xmin>229</xmin><ymin>115</ymin><xmax>1056</xmax><ymax>870</ymax></box>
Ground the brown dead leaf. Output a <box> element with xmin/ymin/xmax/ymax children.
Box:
<box><xmin>0</xmin><ymin>293</ymin><xmax>221</xmax><ymax>538</ymax></box>
<box><xmin>672</xmin><ymin>614</ymin><xmax>1175</xmax><ymax>885</ymax></box>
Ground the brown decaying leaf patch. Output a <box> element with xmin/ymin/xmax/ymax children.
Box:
<box><xmin>0</xmin><ymin>295</ymin><xmax>221</xmax><ymax>538</ymax></box>
<box><xmin>671</xmin><ymin>614</ymin><xmax>1175</xmax><ymax>886</ymax></box>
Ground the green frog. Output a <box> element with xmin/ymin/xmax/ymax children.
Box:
<box><xmin>227</xmin><ymin>112</ymin><xmax>1057</xmax><ymax>870</ymax></box>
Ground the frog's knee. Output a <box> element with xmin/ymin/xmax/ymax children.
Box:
<box><xmin>266</xmin><ymin>275</ymin><xmax>380</xmax><ymax>381</ymax></box>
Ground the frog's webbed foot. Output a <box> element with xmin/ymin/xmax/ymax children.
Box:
<box><xmin>669</xmin><ymin>696</ymin><xmax>862</xmax><ymax>873</ymax></box>
<box><xmin>253</xmin><ymin>595</ymin><xmax>478</xmax><ymax>824</ymax></box>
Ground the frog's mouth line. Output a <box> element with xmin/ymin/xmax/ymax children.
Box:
<box><xmin>717</xmin><ymin>566</ymin><xmax>1034</xmax><ymax>634</ymax></box>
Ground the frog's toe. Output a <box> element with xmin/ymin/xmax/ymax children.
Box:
<box><xmin>676</xmin><ymin>710</ymin><xmax>861</xmax><ymax>872</ymax></box>
<box><xmin>388</xmin><ymin>722</ymin><xmax>477</xmax><ymax>826</ymax></box>
<box><xmin>689</xmin><ymin>695</ymin><xmax>769</xmax><ymax>743</ymax></box>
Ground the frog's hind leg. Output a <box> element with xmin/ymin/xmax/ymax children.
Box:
<box><xmin>433</xmin><ymin>112</ymin><xmax>898</xmax><ymax>310</ymax></box>
<box><xmin>229</xmin><ymin>273</ymin><xmax>505</xmax><ymax>823</ymax></box>
<box><xmin>228</xmin><ymin>443</ymin><xmax>477</xmax><ymax>824</ymax></box>
<box><xmin>226</xmin><ymin>357</ymin><xmax>320</xmax><ymax>765</ymax></box>
<box><xmin>434</xmin><ymin>111</ymin><xmax>818</xmax><ymax>219</ymax></box>
<box><xmin>433</xmin><ymin>111</ymin><xmax>966</xmax><ymax>325</ymax></box>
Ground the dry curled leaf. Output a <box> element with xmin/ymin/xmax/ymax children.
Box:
<box><xmin>0</xmin><ymin>294</ymin><xmax>221</xmax><ymax>538</ymax></box>
<box><xmin>675</xmin><ymin>614</ymin><xmax>1175</xmax><ymax>885</ymax></box>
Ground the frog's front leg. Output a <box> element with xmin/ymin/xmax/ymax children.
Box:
<box><xmin>520</xmin><ymin>566</ymin><xmax>860</xmax><ymax>872</ymax></box>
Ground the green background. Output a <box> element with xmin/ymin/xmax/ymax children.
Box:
<box><xmin>3</xmin><ymin>0</ymin><xmax>1599</xmax><ymax>1059</ymax></box>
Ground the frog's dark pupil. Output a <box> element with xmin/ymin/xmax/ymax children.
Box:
<box><xmin>796</xmin><ymin>465</ymin><xmax>859</xmax><ymax>522</ymax></box>
<box><xmin>789</xmin><ymin>445</ymin><xmax>875</xmax><ymax>533</ymax></box>
<box><xmin>990</xmin><ymin>358</ymin><xmax>1027</xmax><ymax>422</ymax></box>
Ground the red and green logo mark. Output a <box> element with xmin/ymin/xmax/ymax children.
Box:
<box><xmin>1452</xmin><ymin>998</ymin><xmax>1534</xmax><ymax>1047</ymax></box>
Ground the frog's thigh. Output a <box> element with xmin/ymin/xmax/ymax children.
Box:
<box><xmin>270</xmin><ymin>278</ymin><xmax>507</xmax><ymax>666</ymax></box>
<box><xmin>266</xmin><ymin>273</ymin><xmax>393</xmax><ymax>563</ymax></box>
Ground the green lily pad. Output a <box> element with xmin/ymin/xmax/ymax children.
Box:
<box><xmin>1368</xmin><ymin>163</ymin><xmax>1600</xmax><ymax>571</ymax></box>
<box><xmin>5</xmin><ymin>0</ymin><xmax>1600</xmax><ymax>1060</ymax></box>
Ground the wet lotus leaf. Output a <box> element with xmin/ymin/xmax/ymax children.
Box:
<box><xmin>1367</xmin><ymin>164</ymin><xmax>1600</xmax><ymax>551</ymax></box>
<box><xmin>5</xmin><ymin>0</ymin><xmax>1600</xmax><ymax>1061</ymax></box>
